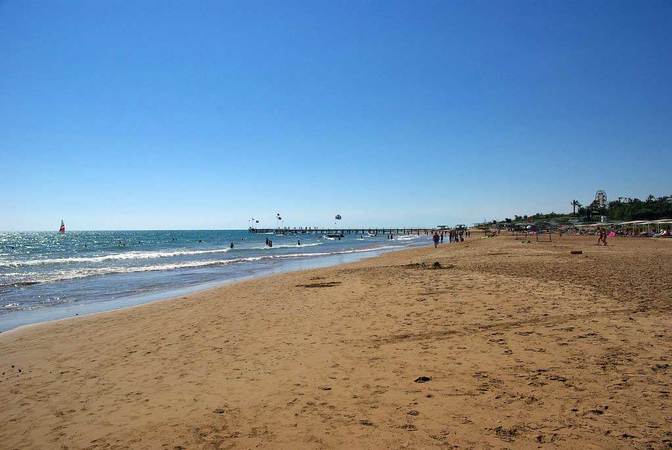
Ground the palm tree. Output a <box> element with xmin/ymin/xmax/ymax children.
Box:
<box><xmin>571</xmin><ymin>200</ymin><xmax>581</xmax><ymax>215</ymax></box>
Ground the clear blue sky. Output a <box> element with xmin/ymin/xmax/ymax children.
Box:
<box><xmin>2</xmin><ymin>0</ymin><xmax>671</xmax><ymax>230</ymax></box>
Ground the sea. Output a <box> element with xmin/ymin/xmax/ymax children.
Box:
<box><xmin>0</xmin><ymin>230</ymin><xmax>430</xmax><ymax>332</ymax></box>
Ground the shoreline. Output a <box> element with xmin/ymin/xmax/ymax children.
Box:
<box><xmin>0</xmin><ymin>246</ymin><xmax>392</xmax><ymax>339</ymax></box>
<box><xmin>0</xmin><ymin>273</ymin><xmax>256</xmax><ymax>338</ymax></box>
<box><xmin>0</xmin><ymin>240</ymin><xmax>425</xmax><ymax>334</ymax></box>
<box><xmin>1</xmin><ymin>235</ymin><xmax>670</xmax><ymax>448</ymax></box>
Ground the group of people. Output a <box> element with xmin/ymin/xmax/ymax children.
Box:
<box><xmin>432</xmin><ymin>229</ymin><xmax>469</xmax><ymax>248</ymax></box>
<box><xmin>596</xmin><ymin>228</ymin><xmax>608</xmax><ymax>246</ymax></box>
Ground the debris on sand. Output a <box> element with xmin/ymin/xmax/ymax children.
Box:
<box><xmin>401</xmin><ymin>262</ymin><xmax>454</xmax><ymax>270</ymax></box>
<box><xmin>652</xmin><ymin>363</ymin><xmax>669</xmax><ymax>372</ymax></box>
<box><xmin>570</xmin><ymin>250</ymin><xmax>583</xmax><ymax>255</ymax></box>
<box><xmin>494</xmin><ymin>425</ymin><xmax>519</xmax><ymax>442</ymax></box>
<box><xmin>296</xmin><ymin>281</ymin><xmax>341</xmax><ymax>288</ymax></box>
<box><xmin>414</xmin><ymin>376</ymin><xmax>432</xmax><ymax>383</ymax></box>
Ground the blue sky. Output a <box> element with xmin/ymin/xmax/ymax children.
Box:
<box><xmin>2</xmin><ymin>0</ymin><xmax>671</xmax><ymax>230</ymax></box>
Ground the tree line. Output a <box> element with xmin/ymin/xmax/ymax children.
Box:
<box><xmin>498</xmin><ymin>194</ymin><xmax>671</xmax><ymax>223</ymax></box>
<box><xmin>594</xmin><ymin>195</ymin><xmax>672</xmax><ymax>221</ymax></box>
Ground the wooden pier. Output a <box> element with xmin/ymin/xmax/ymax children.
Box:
<box><xmin>248</xmin><ymin>228</ymin><xmax>434</xmax><ymax>235</ymax></box>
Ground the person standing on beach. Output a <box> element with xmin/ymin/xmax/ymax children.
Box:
<box><xmin>432</xmin><ymin>232</ymin><xmax>440</xmax><ymax>248</ymax></box>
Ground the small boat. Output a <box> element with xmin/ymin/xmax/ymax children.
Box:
<box><xmin>326</xmin><ymin>233</ymin><xmax>344</xmax><ymax>239</ymax></box>
<box><xmin>59</xmin><ymin>220</ymin><xmax>65</xmax><ymax>234</ymax></box>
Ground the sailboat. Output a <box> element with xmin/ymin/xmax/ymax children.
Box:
<box><xmin>59</xmin><ymin>220</ymin><xmax>65</xmax><ymax>234</ymax></box>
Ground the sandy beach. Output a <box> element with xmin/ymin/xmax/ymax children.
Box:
<box><xmin>1</xmin><ymin>235</ymin><xmax>671</xmax><ymax>449</ymax></box>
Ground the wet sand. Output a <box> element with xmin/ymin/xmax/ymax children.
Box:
<box><xmin>1</xmin><ymin>235</ymin><xmax>671</xmax><ymax>449</ymax></box>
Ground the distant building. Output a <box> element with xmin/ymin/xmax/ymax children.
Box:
<box><xmin>594</xmin><ymin>190</ymin><xmax>607</xmax><ymax>208</ymax></box>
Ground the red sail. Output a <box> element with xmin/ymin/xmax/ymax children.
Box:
<box><xmin>59</xmin><ymin>221</ymin><xmax>65</xmax><ymax>233</ymax></box>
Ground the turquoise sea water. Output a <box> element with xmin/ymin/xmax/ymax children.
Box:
<box><xmin>0</xmin><ymin>230</ymin><xmax>429</xmax><ymax>331</ymax></box>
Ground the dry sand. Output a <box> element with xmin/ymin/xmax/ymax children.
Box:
<box><xmin>1</xmin><ymin>235</ymin><xmax>671</xmax><ymax>449</ymax></box>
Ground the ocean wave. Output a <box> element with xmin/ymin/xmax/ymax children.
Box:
<box><xmin>395</xmin><ymin>235</ymin><xmax>424</xmax><ymax>241</ymax></box>
<box><xmin>0</xmin><ymin>242</ymin><xmax>327</xmax><ymax>268</ymax></box>
<box><xmin>0</xmin><ymin>247</ymin><xmax>237</xmax><ymax>267</ymax></box>
<box><xmin>260</xmin><ymin>242</ymin><xmax>322</xmax><ymax>249</ymax></box>
<box><xmin>1</xmin><ymin>245</ymin><xmax>404</xmax><ymax>287</ymax></box>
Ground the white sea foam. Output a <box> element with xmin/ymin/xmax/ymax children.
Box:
<box><xmin>395</xmin><ymin>234</ymin><xmax>423</xmax><ymax>241</ymax></box>
<box><xmin>3</xmin><ymin>258</ymin><xmax>263</xmax><ymax>285</ymax></box>
<box><xmin>2</xmin><ymin>245</ymin><xmax>404</xmax><ymax>286</ymax></box>
<box><xmin>0</xmin><ymin>248</ymin><xmax>234</xmax><ymax>267</ymax></box>
<box><xmin>260</xmin><ymin>242</ymin><xmax>322</xmax><ymax>249</ymax></box>
<box><xmin>0</xmin><ymin>242</ymin><xmax>328</xmax><ymax>268</ymax></box>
